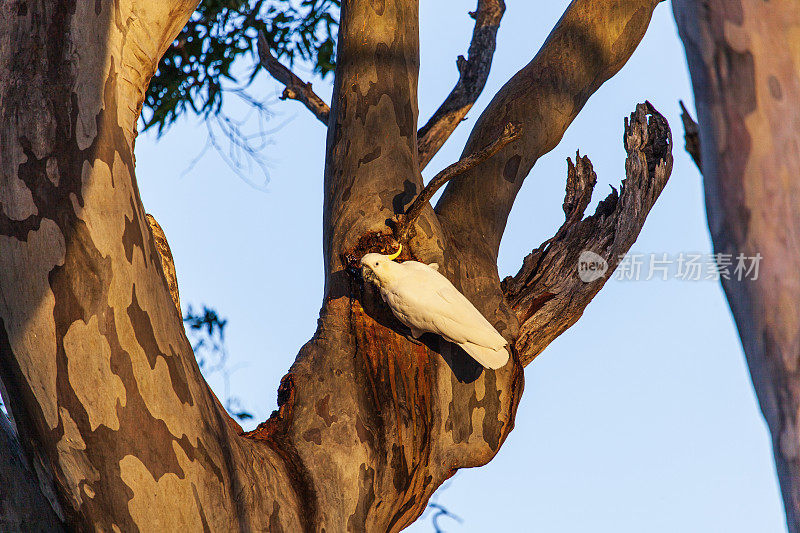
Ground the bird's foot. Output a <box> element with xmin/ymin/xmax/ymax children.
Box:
<box><xmin>403</xmin><ymin>332</ymin><xmax>424</xmax><ymax>346</ymax></box>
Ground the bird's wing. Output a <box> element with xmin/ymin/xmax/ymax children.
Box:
<box><xmin>401</xmin><ymin>261</ymin><xmax>439</xmax><ymax>273</ymax></box>
<box><xmin>386</xmin><ymin>265</ymin><xmax>507</xmax><ymax>350</ymax></box>
<box><xmin>459</xmin><ymin>341</ymin><xmax>509</xmax><ymax>370</ymax></box>
<box><xmin>429</xmin><ymin>283</ymin><xmax>507</xmax><ymax>348</ymax></box>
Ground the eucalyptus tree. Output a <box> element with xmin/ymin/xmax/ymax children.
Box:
<box><xmin>674</xmin><ymin>2</ymin><xmax>800</xmax><ymax>530</ymax></box>
<box><xmin>0</xmin><ymin>0</ymin><xmax>673</xmax><ymax>530</ymax></box>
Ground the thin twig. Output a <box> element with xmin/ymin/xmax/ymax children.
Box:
<box><xmin>395</xmin><ymin>122</ymin><xmax>521</xmax><ymax>241</ymax></box>
<box><xmin>257</xmin><ymin>31</ymin><xmax>331</xmax><ymax>124</ymax></box>
<box><xmin>428</xmin><ymin>503</ymin><xmax>464</xmax><ymax>533</ymax></box>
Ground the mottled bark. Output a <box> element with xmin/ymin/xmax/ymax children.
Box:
<box><xmin>674</xmin><ymin>2</ymin><xmax>800</xmax><ymax>531</ymax></box>
<box><xmin>0</xmin><ymin>1</ymin><xmax>303</xmax><ymax>530</ymax></box>
<box><xmin>0</xmin><ymin>0</ymin><xmax>667</xmax><ymax>530</ymax></box>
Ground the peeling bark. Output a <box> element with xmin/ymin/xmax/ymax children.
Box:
<box><xmin>145</xmin><ymin>214</ymin><xmax>181</xmax><ymax>316</ymax></box>
<box><xmin>0</xmin><ymin>0</ymin><xmax>668</xmax><ymax>530</ymax></box>
<box><xmin>674</xmin><ymin>2</ymin><xmax>800</xmax><ymax>530</ymax></box>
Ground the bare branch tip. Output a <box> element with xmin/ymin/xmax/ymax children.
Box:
<box><xmin>677</xmin><ymin>100</ymin><xmax>701</xmax><ymax>171</ymax></box>
<box><xmin>256</xmin><ymin>30</ymin><xmax>276</xmax><ymax>65</ymax></box>
<box><xmin>256</xmin><ymin>30</ymin><xmax>267</xmax><ymax>53</ymax></box>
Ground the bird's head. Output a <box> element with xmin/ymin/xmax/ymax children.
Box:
<box><xmin>360</xmin><ymin>244</ymin><xmax>402</xmax><ymax>287</ymax></box>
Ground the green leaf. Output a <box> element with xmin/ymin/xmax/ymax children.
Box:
<box><xmin>143</xmin><ymin>0</ymin><xmax>340</xmax><ymax>134</ymax></box>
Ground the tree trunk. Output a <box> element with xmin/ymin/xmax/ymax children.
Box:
<box><xmin>0</xmin><ymin>0</ymin><xmax>668</xmax><ymax>530</ymax></box>
<box><xmin>0</xmin><ymin>1</ymin><xmax>299</xmax><ymax>530</ymax></box>
<box><xmin>673</xmin><ymin>2</ymin><xmax>800</xmax><ymax>531</ymax></box>
<box><xmin>0</xmin><ymin>414</ymin><xmax>65</xmax><ymax>530</ymax></box>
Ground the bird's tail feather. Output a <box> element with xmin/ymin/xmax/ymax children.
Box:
<box><xmin>459</xmin><ymin>342</ymin><xmax>509</xmax><ymax>370</ymax></box>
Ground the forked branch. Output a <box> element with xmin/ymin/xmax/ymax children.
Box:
<box><xmin>502</xmin><ymin>103</ymin><xmax>673</xmax><ymax>366</ymax></box>
<box><xmin>257</xmin><ymin>0</ymin><xmax>505</xmax><ymax>168</ymax></box>
<box><xmin>395</xmin><ymin>122</ymin><xmax>521</xmax><ymax>241</ymax></box>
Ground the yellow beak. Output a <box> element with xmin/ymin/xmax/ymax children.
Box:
<box><xmin>387</xmin><ymin>243</ymin><xmax>402</xmax><ymax>261</ymax></box>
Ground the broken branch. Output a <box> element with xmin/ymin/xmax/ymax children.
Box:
<box><xmin>417</xmin><ymin>0</ymin><xmax>506</xmax><ymax>169</ymax></box>
<box><xmin>257</xmin><ymin>31</ymin><xmax>331</xmax><ymax>125</ymax></box>
<box><xmin>395</xmin><ymin>122</ymin><xmax>521</xmax><ymax>241</ymax></box>
<box><xmin>502</xmin><ymin>103</ymin><xmax>673</xmax><ymax>366</ymax></box>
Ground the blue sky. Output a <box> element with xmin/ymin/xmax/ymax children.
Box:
<box><xmin>135</xmin><ymin>1</ymin><xmax>787</xmax><ymax>531</ymax></box>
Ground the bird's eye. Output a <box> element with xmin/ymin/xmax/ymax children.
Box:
<box><xmin>374</xmin><ymin>262</ymin><xmax>379</xmax><ymax>267</ymax></box>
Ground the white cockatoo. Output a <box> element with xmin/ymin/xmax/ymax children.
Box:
<box><xmin>360</xmin><ymin>245</ymin><xmax>509</xmax><ymax>369</ymax></box>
